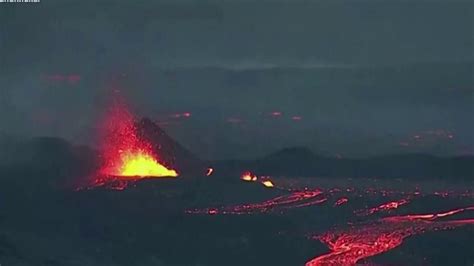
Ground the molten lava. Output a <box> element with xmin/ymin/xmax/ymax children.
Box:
<box><xmin>241</xmin><ymin>171</ymin><xmax>258</xmax><ymax>182</ymax></box>
<box><xmin>95</xmin><ymin>100</ymin><xmax>178</xmax><ymax>186</ymax></box>
<box><xmin>184</xmin><ymin>176</ymin><xmax>474</xmax><ymax>264</ymax></box>
<box><xmin>118</xmin><ymin>151</ymin><xmax>178</xmax><ymax>177</ymax></box>
<box><xmin>306</xmin><ymin>206</ymin><xmax>474</xmax><ymax>266</ymax></box>
<box><xmin>186</xmin><ymin>188</ymin><xmax>327</xmax><ymax>215</ymax></box>
<box><xmin>262</xmin><ymin>180</ymin><xmax>274</xmax><ymax>188</ymax></box>
<box><xmin>357</xmin><ymin>198</ymin><xmax>410</xmax><ymax>216</ymax></box>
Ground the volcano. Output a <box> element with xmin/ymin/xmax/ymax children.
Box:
<box><xmin>135</xmin><ymin>118</ymin><xmax>203</xmax><ymax>175</ymax></box>
<box><xmin>87</xmin><ymin>101</ymin><xmax>205</xmax><ymax>189</ymax></box>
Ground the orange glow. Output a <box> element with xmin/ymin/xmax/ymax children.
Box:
<box><xmin>359</xmin><ymin>199</ymin><xmax>410</xmax><ymax>216</ymax></box>
<box><xmin>186</xmin><ymin>188</ymin><xmax>327</xmax><ymax>215</ymax></box>
<box><xmin>306</xmin><ymin>205</ymin><xmax>474</xmax><ymax>266</ymax></box>
<box><xmin>241</xmin><ymin>175</ymin><xmax>251</xmax><ymax>181</ymax></box>
<box><xmin>262</xmin><ymin>180</ymin><xmax>274</xmax><ymax>188</ymax></box>
<box><xmin>118</xmin><ymin>151</ymin><xmax>178</xmax><ymax>177</ymax></box>
<box><xmin>185</xmin><ymin>181</ymin><xmax>474</xmax><ymax>265</ymax></box>
<box><xmin>241</xmin><ymin>171</ymin><xmax>257</xmax><ymax>182</ymax></box>
<box><xmin>95</xmin><ymin>99</ymin><xmax>178</xmax><ymax>187</ymax></box>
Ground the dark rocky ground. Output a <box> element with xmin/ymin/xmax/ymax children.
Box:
<box><xmin>0</xmin><ymin>136</ymin><xmax>472</xmax><ymax>266</ymax></box>
<box><xmin>0</xmin><ymin>170</ymin><xmax>473</xmax><ymax>266</ymax></box>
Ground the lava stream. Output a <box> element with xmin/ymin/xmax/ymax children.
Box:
<box><xmin>355</xmin><ymin>198</ymin><xmax>410</xmax><ymax>216</ymax></box>
<box><xmin>306</xmin><ymin>206</ymin><xmax>474</xmax><ymax>266</ymax></box>
<box><xmin>186</xmin><ymin>189</ymin><xmax>327</xmax><ymax>215</ymax></box>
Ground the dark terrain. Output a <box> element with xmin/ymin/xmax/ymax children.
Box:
<box><xmin>0</xmin><ymin>123</ymin><xmax>473</xmax><ymax>266</ymax></box>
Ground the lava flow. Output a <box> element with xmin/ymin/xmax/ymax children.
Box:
<box><xmin>306</xmin><ymin>206</ymin><xmax>474</xmax><ymax>266</ymax></box>
<box><xmin>186</xmin><ymin>188</ymin><xmax>327</xmax><ymax>215</ymax></box>
<box><xmin>89</xmin><ymin>101</ymin><xmax>178</xmax><ymax>189</ymax></box>
<box><xmin>356</xmin><ymin>198</ymin><xmax>410</xmax><ymax>216</ymax></box>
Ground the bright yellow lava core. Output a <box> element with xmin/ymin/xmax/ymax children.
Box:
<box><xmin>119</xmin><ymin>151</ymin><xmax>178</xmax><ymax>177</ymax></box>
<box><xmin>241</xmin><ymin>172</ymin><xmax>258</xmax><ymax>182</ymax></box>
<box><xmin>262</xmin><ymin>180</ymin><xmax>274</xmax><ymax>188</ymax></box>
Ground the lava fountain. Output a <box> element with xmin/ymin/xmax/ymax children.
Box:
<box><xmin>98</xmin><ymin>100</ymin><xmax>178</xmax><ymax>181</ymax></box>
<box><xmin>115</xmin><ymin>150</ymin><xmax>177</xmax><ymax>177</ymax></box>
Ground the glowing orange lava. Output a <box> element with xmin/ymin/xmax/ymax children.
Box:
<box><xmin>262</xmin><ymin>180</ymin><xmax>274</xmax><ymax>188</ymax></box>
<box><xmin>241</xmin><ymin>171</ymin><xmax>257</xmax><ymax>182</ymax></box>
<box><xmin>357</xmin><ymin>198</ymin><xmax>410</xmax><ymax>216</ymax></box>
<box><xmin>118</xmin><ymin>151</ymin><xmax>178</xmax><ymax>177</ymax></box>
<box><xmin>93</xmin><ymin>99</ymin><xmax>178</xmax><ymax>187</ymax></box>
<box><xmin>306</xmin><ymin>206</ymin><xmax>474</xmax><ymax>266</ymax></box>
<box><xmin>186</xmin><ymin>188</ymin><xmax>326</xmax><ymax>215</ymax></box>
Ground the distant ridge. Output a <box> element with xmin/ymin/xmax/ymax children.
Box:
<box><xmin>262</xmin><ymin>147</ymin><xmax>318</xmax><ymax>161</ymax></box>
<box><xmin>214</xmin><ymin>147</ymin><xmax>474</xmax><ymax>180</ymax></box>
<box><xmin>1</xmin><ymin>129</ymin><xmax>472</xmax><ymax>181</ymax></box>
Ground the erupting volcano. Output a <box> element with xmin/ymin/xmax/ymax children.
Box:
<box><xmin>113</xmin><ymin>150</ymin><xmax>178</xmax><ymax>177</ymax></box>
<box><xmin>97</xmin><ymin>101</ymin><xmax>178</xmax><ymax>182</ymax></box>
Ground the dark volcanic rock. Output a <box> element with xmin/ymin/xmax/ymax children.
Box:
<box><xmin>214</xmin><ymin>146</ymin><xmax>474</xmax><ymax>180</ymax></box>
<box><xmin>0</xmin><ymin>234</ymin><xmax>22</xmax><ymax>260</ymax></box>
<box><xmin>135</xmin><ymin>118</ymin><xmax>204</xmax><ymax>175</ymax></box>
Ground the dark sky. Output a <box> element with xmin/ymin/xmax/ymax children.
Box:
<box><xmin>0</xmin><ymin>0</ymin><xmax>473</xmax><ymax>159</ymax></box>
